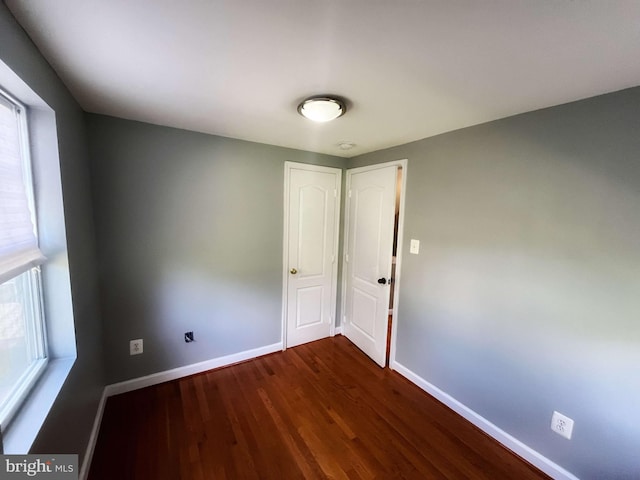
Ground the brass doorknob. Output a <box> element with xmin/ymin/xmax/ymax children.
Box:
<box><xmin>290</xmin><ymin>268</ymin><xmax>298</xmax><ymax>274</ymax></box>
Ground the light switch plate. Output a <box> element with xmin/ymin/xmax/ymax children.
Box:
<box><xmin>410</xmin><ymin>239</ymin><xmax>420</xmax><ymax>254</ymax></box>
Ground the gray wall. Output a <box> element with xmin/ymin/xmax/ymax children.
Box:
<box><xmin>86</xmin><ymin>114</ymin><xmax>345</xmax><ymax>384</ymax></box>
<box><xmin>350</xmin><ymin>87</ymin><xmax>640</xmax><ymax>479</ymax></box>
<box><xmin>6</xmin><ymin>1</ymin><xmax>638</xmax><ymax>474</ymax></box>
<box><xmin>0</xmin><ymin>2</ymin><xmax>104</xmax><ymax>464</ymax></box>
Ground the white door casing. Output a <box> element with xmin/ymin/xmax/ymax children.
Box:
<box><xmin>283</xmin><ymin>162</ymin><xmax>341</xmax><ymax>349</ymax></box>
<box><xmin>343</xmin><ymin>164</ymin><xmax>398</xmax><ymax>367</ymax></box>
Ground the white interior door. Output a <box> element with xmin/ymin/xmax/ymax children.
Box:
<box><xmin>344</xmin><ymin>165</ymin><xmax>397</xmax><ymax>367</ymax></box>
<box><xmin>284</xmin><ymin>162</ymin><xmax>341</xmax><ymax>348</ymax></box>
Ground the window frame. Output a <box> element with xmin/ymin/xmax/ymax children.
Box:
<box><xmin>0</xmin><ymin>87</ymin><xmax>49</xmax><ymax>432</ymax></box>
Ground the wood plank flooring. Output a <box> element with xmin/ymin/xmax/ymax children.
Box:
<box><xmin>88</xmin><ymin>336</ymin><xmax>550</xmax><ymax>479</ymax></box>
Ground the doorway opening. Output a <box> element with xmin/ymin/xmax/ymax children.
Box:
<box><xmin>386</xmin><ymin>166</ymin><xmax>402</xmax><ymax>366</ymax></box>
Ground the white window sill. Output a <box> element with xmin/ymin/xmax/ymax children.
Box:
<box><xmin>2</xmin><ymin>357</ymin><xmax>75</xmax><ymax>453</ymax></box>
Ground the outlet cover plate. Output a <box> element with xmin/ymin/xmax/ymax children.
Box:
<box><xmin>130</xmin><ymin>339</ymin><xmax>143</xmax><ymax>355</ymax></box>
<box><xmin>551</xmin><ymin>411</ymin><xmax>574</xmax><ymax>439</ymax></box>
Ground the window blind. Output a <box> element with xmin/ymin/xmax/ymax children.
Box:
<box><xmin>0</xmin><ymin>93</ymin><xmax>44</xmax><ymax>284</ymax></box>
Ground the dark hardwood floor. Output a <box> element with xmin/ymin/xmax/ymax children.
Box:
<box><xmin>88</xmin><ymin>336</ymin><xmax>550</xmax><ymax>479</ymax></box>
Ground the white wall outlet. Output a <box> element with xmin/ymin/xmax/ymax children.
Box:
<box><xmin>410</xmin><ymin>239</ymin><xmax>420</xmax><ymax>254</ymax></box>
<box><xmin>129</xmin><ymin>339</ymin><xmax>143</xmax><ymax>355</ymax></box>
<box><xmin>551</xmin><ymin>411</ymin><xmax>574</xmax><ymax>439</ymax></box>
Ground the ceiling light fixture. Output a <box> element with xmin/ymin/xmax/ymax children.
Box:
<box><xmin>297</xmin><ymin>96</ymin><xmax>346</xmax><ymax>122</ymax></box>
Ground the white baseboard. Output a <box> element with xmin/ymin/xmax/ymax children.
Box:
<box><xmin>105</xmin><ymin>342</ymin><xmax>283</xmax><ymax>397</ymax></box>
<box><xmin>79</xmin><ymin>389</ymin><xmax>107</xmax><ymax>480</ymax></box>
<box><xmin>334</xmin><ymin>326</ymin><xmax>343</xmax><ymax>335</ymax></box>
<box><xmin>391</xmin><ymin>361</ymin><xmax>580</xmax><ymax>480</ymax></box>
<box><xmin>81</xmin><ymin>342</ymin><xmax>282</xmax><ymax>478</ymax></box>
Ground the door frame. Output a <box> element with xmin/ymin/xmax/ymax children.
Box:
<box><xmin>282</xmin><ymin>161</ymin><xmax>342</xmax><ymax>350</ymax></box>
<box><xmin>340</xmin><ymin>159</ymin><xmax>408</xmax><ymax>369</ymax></box>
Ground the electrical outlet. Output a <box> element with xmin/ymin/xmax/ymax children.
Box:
<box><xmin>551</xmin><ymin>411</ymin><xmax>574</xmax><ymax>439</ymax></box>
<box><xmin>129</xmin><ymin>339</ymin><xmax>143</xmax><ymax>355</ymax></box>
<box><xmin>184</xmin><ymin>331</ymin><xmax>194</xmax><ymax>343</ymax></box>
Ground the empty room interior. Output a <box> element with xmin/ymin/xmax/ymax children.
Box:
<box><xmin>0</xmin><ymin>1</ymin><xmax>639</xmax><ymax>479</ymax></box>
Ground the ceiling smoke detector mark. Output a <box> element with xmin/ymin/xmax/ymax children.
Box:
<box><xmin>338</xmin><ymin>141</ymin><xmax>356</xmax><ymax>151</ymax></box>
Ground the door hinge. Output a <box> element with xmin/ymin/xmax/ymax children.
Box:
<box><xmin>334</xmin><ymin>189</ymin><xmax>337</xmax><ymax>197</ymax></box>
<box><xmin>348</xmin><ymin>190</ymin><xmax>352</xmax><ymax>198</ymax></box>
<box><xmin>345</xmin><ymin>253</ymin><xmax>349</xmax><ymax>262</ymax></box>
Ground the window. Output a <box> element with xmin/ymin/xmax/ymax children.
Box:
<box><xmin>0</xmin><ymin>88</ymin><xmax>47</xmax><ymax>430</ymax></box>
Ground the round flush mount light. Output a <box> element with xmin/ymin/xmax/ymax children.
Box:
<box><xmin>297</xmin><ymin>96</ymin><xmax>346</xmax><ymax>122</ymax></box>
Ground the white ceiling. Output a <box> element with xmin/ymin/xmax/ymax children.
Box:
<box><xmin>6</xmin><ymin>1</ymin><xmax>640</xmax><ymax>158</ymax></box>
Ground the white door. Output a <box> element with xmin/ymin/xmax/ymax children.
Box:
<box><xmin>343</xmin><ymin>165</ymin><xmax>397</xmax><ymax>367</ymax></box>
<box><xmin>284</xmin><ymin>162</ymin><xmax>341</xmax><ymax>348</ymax></box>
